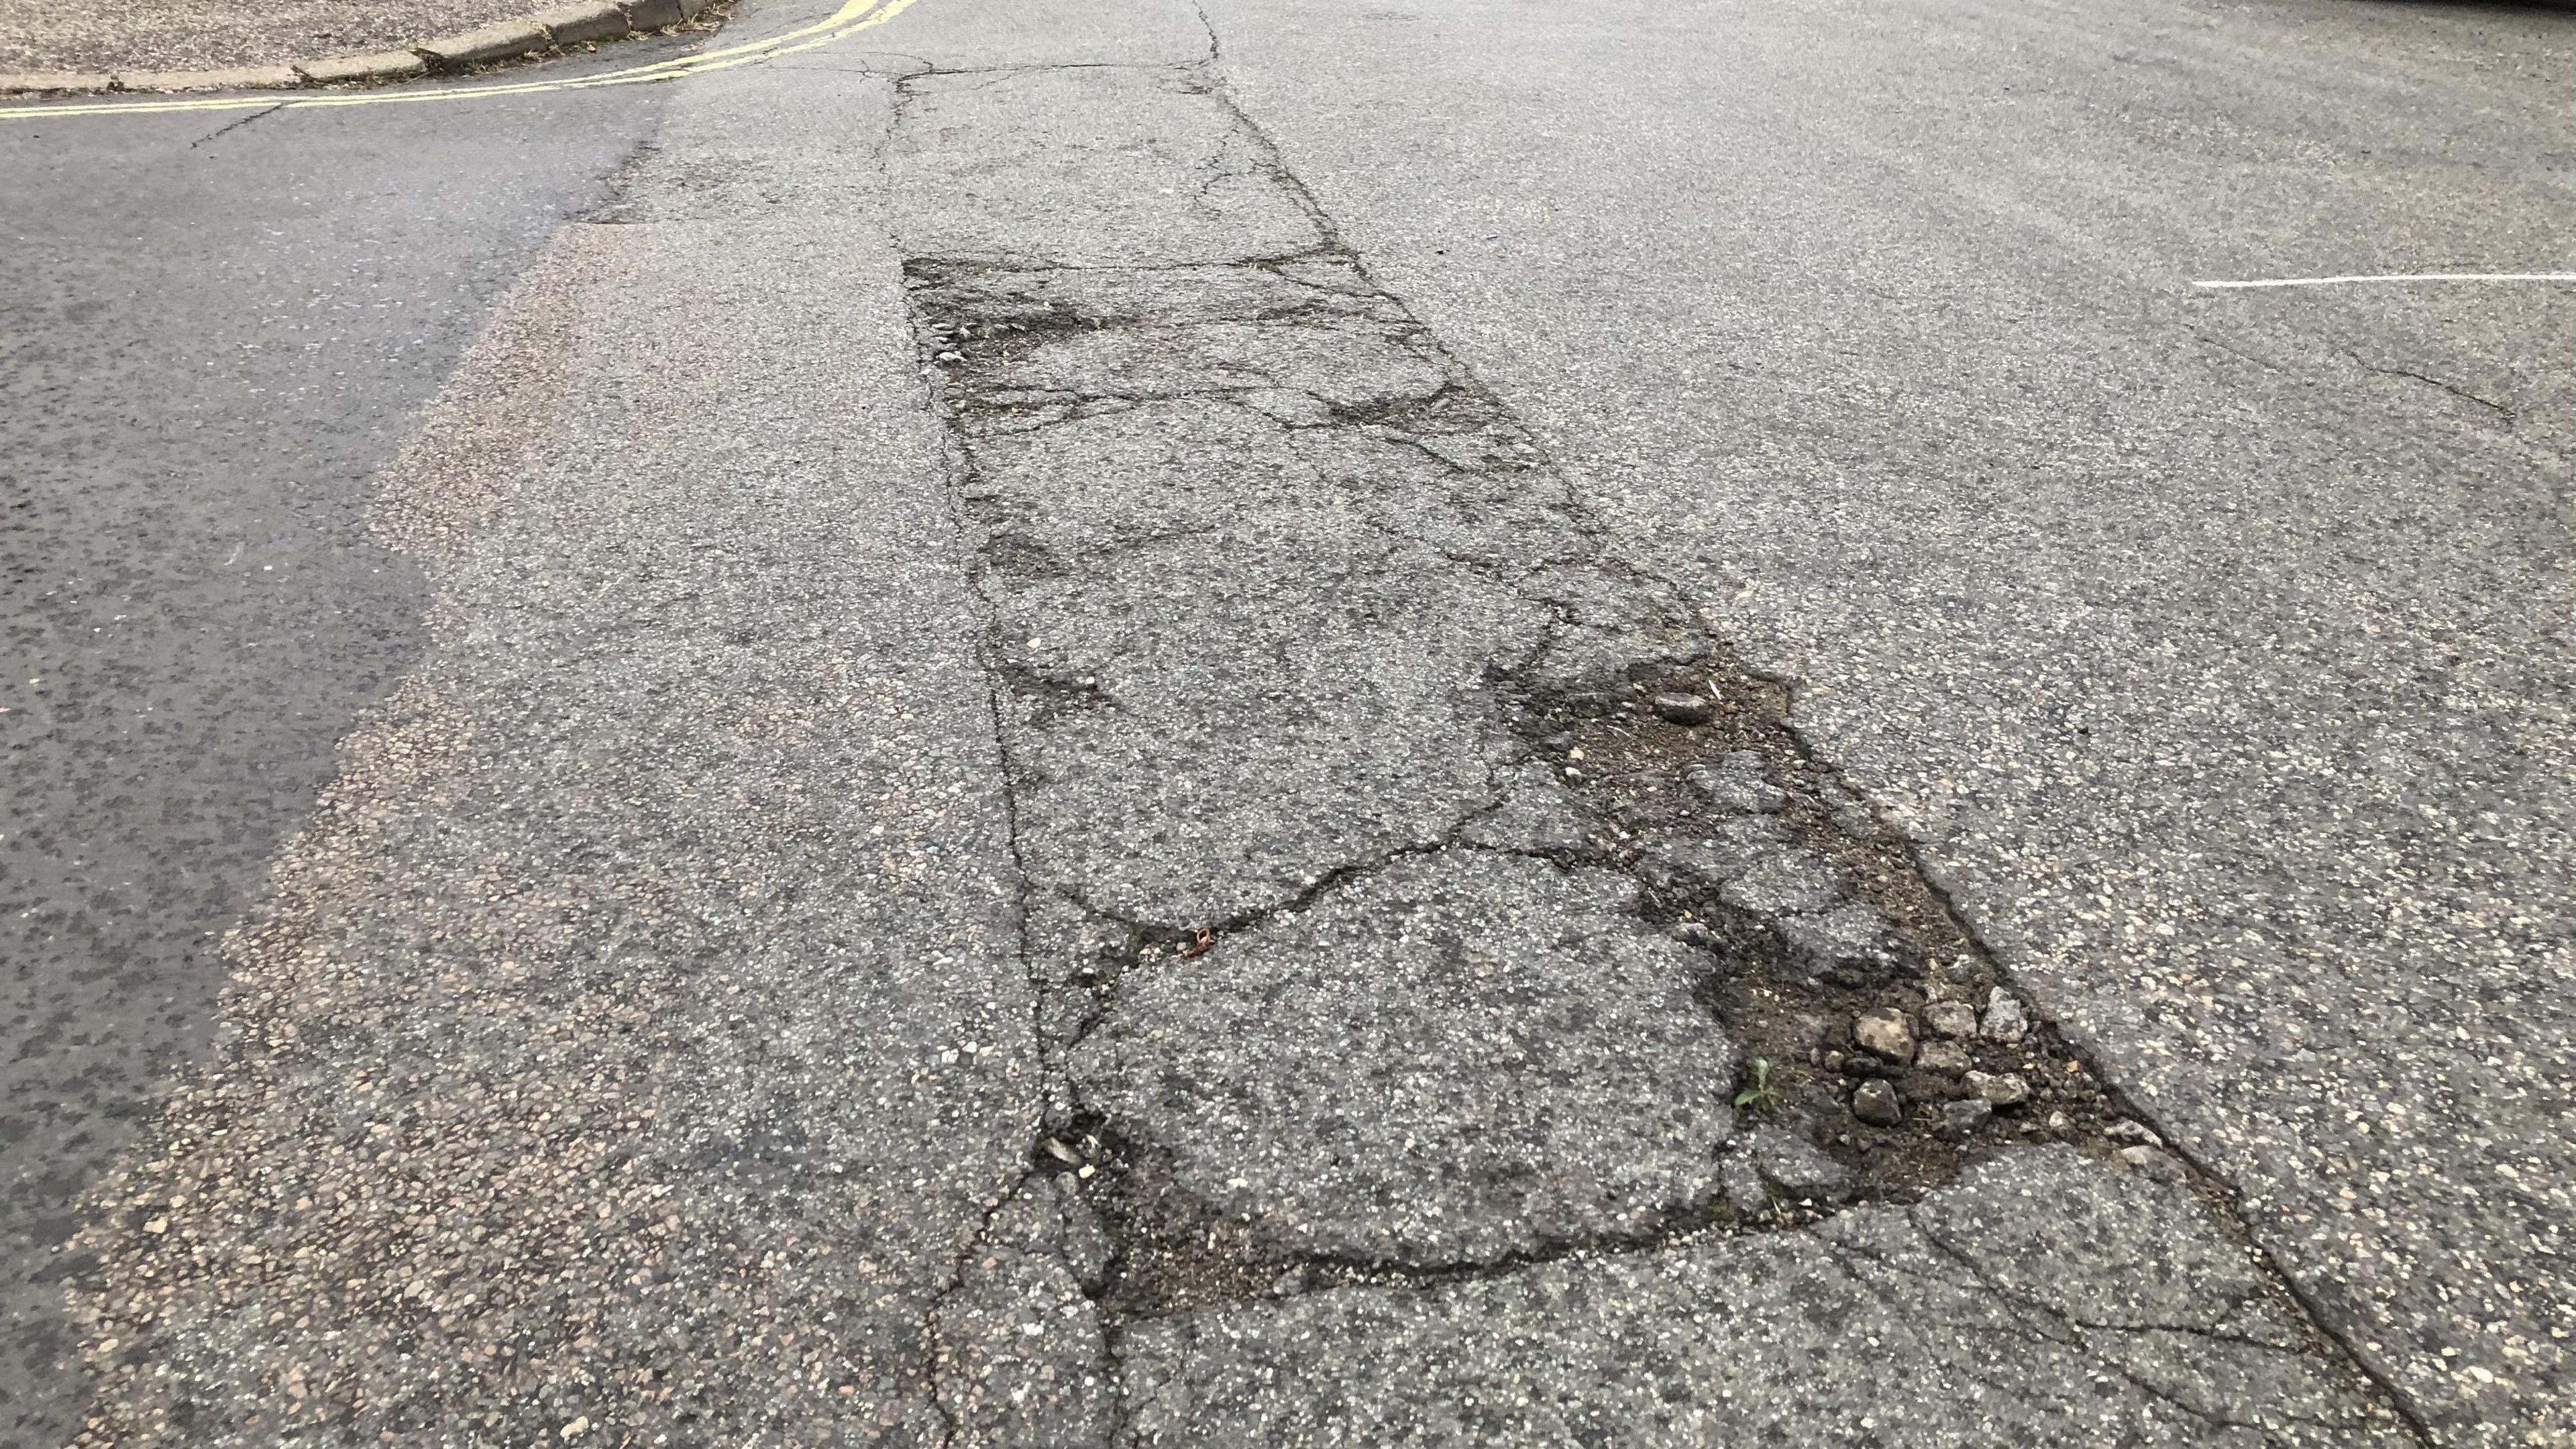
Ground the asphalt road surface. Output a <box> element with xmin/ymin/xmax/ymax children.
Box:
<box><xmin>0</xmin><ymin>42</ymin><xmax>685</xmax><ymax>1446</ymax></box>
<box><xmin>2</xmin><ymin>0</ymin><xmax>2569</xmax><ymax>1445</ymax></box>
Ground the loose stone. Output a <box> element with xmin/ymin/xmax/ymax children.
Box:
<box><xmin>2117</xmin><ymin>1144</ymin><xmax>2188</xmax><ymax>1184</ymax></box>
<box><xmin>1916</xmin><ymin>1040</ymin><xmax>1971</xmax><ymax>1075</ymax></box>
<box><xmin>2104</xmin><ymin>1119</ymin><xmax>2165</xmax><ymax>1148</ymax></box>
<box><xmin>1852</xmin><ymin>1079</ymin><xmax>1903</xmax><ymax>1126</ymax></box>
<box><xmin>1666</xmin><ymin>920</ymin><xmax>1722</xmax><ymax>952</ymax></box>
<box><xmin>1940</xmin><ymin>1099</ymin><xmax>1993</xmax><ymax>1136</ymax></box>
<box><xmin>1853</xmin><ymin>1007</ymin><xmax>1917</xmax><ymax>1064</ymax></box>
<box><xmin>1922</xmin><ymin>1001</ymin><xmax>1978</xmax><ymax>1039</ymax></box>
<box><xmin>1982</xmin><ymin>989</ymin><xmax>2029</xmax><ymax>1044</ymax></box>
<box><xmin>1652</xmin><ymin>692</ymin><xmax>1715</xmax><ymax>726</ymax></box>
<box><xmin>1965</xmin><ymin>1070</ymin><xmax>2029</xmax><ymax>1106</ymax></box>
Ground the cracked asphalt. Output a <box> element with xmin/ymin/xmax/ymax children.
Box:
<box><xmin>3</xmin><ymin>0</ymin><xmax>2569</xmax><ymax>1444</ymax></box>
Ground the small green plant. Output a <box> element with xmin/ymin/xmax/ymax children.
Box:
<box><xmin>1734</xmin><ymin>1057</ymin><xmax>1782</xmax><ymax>1114</ymax></box>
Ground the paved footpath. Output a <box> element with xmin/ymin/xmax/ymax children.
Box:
<box><xmin>3</xmin><ymin>0</ymin><xmax>2570</xmax><ymax>1444</ymax></box>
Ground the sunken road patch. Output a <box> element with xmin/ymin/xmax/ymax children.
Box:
<box><xmin>902</xmin><ymin>246</ymin><xmax>2200</xmax><ymax>1319</ymax></box>
<box><xmin>880</xmin><ymin>58</ymin><xmax>2409</xmax><ymax>1444</ymax></box>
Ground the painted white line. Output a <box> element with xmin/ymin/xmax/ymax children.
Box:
<box><xmin>2196</xmin><ymin>272</ymin><xmax>2576</xmax><ymax>290</ymax></box>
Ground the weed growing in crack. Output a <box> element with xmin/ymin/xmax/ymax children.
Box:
<box><xmin>1733</xmin><ymin>1057</ymin><xmax>1783</xmax><ymax>1114</ymax></box>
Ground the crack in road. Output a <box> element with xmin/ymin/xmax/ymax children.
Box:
<box><xmin>187</xmin><ymin>102</ymin><xmax>283</xmax><ymax>148</ymax></box>
<box><xmin>883</xmin><ymin>38</ymin><xmax>2421</xmax><ymax>1448</ymax></box>
<box><xmin>904</xmin><ymin>172</ymin><xmax>2126</xmax><ymax>1258</ymax></box>
<box><xmin>2345</xmin><ymin>350</ymin><xmax>2516</xmax><ymax>421</ymax></box>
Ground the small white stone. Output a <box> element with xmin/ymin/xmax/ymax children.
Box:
<box><xmin>2117</xmin><ymin>1144</ymin><xmax>2187</xmax><ymax>1184</ymax></box>
<box><xmin>1965</xmin><ymin>1070</ymin><xmax>2029</xmax><ymax>1106</ymax></box>
<box><xmin>1982</xmin><ymin>990</ymin><xmax>2029</xmax><ymax>1044</ymax></box>
<box><xmin>2105</xmin><ymin>1118</ymin><xmax>2165</xmax><ymax>1148</ymax></box>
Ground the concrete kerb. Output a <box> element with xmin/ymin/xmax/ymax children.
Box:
<box><xmin>0</xmin><ymin>0</ymin><xmax>720</xmax><ymax>96</ymax></box>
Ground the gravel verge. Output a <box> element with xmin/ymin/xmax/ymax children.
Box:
<box><xmin>0</xmin><ymin>0</ymin><xmax>715</xmax><ymax>93</ymax></box>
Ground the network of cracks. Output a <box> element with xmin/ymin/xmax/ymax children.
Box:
<box><xmin>894</xmin><ymin>119</ymin><xmax>2396</xmax><ymax>1437</ymax></box>
<box><xmin>911</xmin><ymin>241</ymin><xmax>2177</xmax><ymax>1291</ymax></box>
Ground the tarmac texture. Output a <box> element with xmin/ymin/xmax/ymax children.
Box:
<box><xmin>1189</xmin><ymin>0</ymin><xmax>2576</xmax><ymax>1436</ymax></box>
<box><xmin>6</xmin><ymin>0</ymin><xmax>2569</xmax><ymax>1442</ymax></box>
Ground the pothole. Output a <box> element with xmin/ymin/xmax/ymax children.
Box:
<box><xmin>1029</xmin><ymin>1118</ymin><xmax>1288</xmax><ymax>1324</ymax></box>
<box><xmin>1504</xmin><ymin>655</ymin><xmax>2144</xmax><ymax>1203</ymax></box>
<box><xmin>1012</xmin><ymin>644</ymin><xmax>2191</xmax><ymax>1328</ymax></box>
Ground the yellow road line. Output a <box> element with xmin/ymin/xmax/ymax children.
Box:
<box><xmin>0</xmin><ymin>0</ymin><xmax>920</xmax><ymax>121</ymax></box>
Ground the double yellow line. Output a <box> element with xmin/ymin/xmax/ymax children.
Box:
<box><xmin>0</xmin><ymin>0</ymin><xmax>920</xmax><ymax>121</ymax></box>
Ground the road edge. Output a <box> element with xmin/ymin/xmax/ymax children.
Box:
<box><xmin>0</xmin><ymin>0</ymin><xmax>718</xmax><ymax>95</ymax></box>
